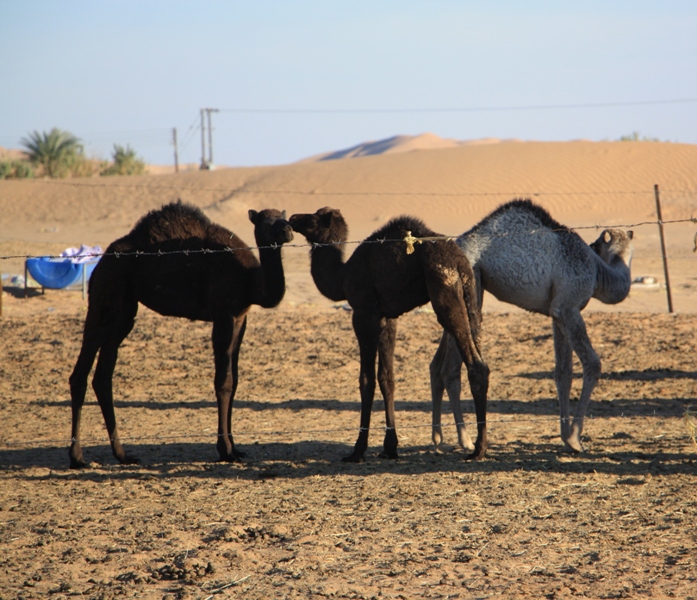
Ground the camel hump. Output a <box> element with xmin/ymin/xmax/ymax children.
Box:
<box><xmin>128</xmin><ymin>200</ymin><xmax>218</xmax><ymax>244</ymax></box>
<box><xmin>466</xmin><ymin>198</ymin><xmax>570</xmax><ymax>237</ymax></box>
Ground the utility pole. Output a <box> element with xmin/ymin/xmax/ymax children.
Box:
<box><xmin>206</xmin><ymin>108</ymin><xmax>219</xmax><ymax>168</ymax></box>
<box><xmin>200</xmin><ymin>109</ymin><xmax>207</xmax><ymax>169</ymax></box>
<box><xmin>172</xmin><ymin>127</ymin><xmax>179</xmax><ymax>173</ymax></box>
<box><xmin>199</xmin><ymin>108</ymin><xmax>219</xmax><ymax>169</ymax></box>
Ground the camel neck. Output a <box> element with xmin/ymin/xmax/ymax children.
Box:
<box><xmin>310</xmin><ymin>243</ymin><xmax>347</xmax><ymax>302</ymax></box>
<box><xmin>253</xmin><ymin>245</ymin><xmax>286</xmax><ymax>308</ymax></box>
<box><xmin>593</xmin><ymin>255</ymin><xmax>631</xmax><ymax>305</ymax></box>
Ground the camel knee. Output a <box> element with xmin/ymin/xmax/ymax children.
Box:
<box><xmin>584</xmin><ymin>355</ymin><xmax>601</xmax><ymax>381</ymax></box>
<box><xmin>468</xmin><ymin>360</ymin><xmax>490</xmax><ymax>387</ymax></box>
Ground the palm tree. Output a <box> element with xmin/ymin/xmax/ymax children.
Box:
<box><xmin>20</xmin><ymin>128</ymin><xmax>83</xmax><ymax>177</ymax></box>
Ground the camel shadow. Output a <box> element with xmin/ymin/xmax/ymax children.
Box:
<box><xmin>520</xmin><ymin>368</ymin><xmax>697</xmax><ymax>382</ymax></box>
<box><xmin>29</xmin><ymin>395</ymin><xmax>693</xmax><ymax>418</ymax></box>
<box><xmin>3</xmin><ymin>438</ymin><xmax>695</xmax><ymax>481</ymax></box>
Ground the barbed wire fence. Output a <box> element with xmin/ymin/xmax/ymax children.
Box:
<box><xmin>1</xmin><ymin>182</ymin><xmax>695</xmax><ymax>311</ymax></box>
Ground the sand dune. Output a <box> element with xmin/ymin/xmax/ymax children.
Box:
<box><xmin>303</xmin><ymin>133</ymin><xmax>524</xmax><ymax>161</ymax></box>
<box><xmin>304</xmin><ymin>132</ymin><xmax>463</xmax><ymax>160</ymax></box>
<box><xmin>2</xmin><ymin>140</ymin><xmax>696</xmax><ymax>312</ymax></box>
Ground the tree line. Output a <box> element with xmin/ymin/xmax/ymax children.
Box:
<box><xmin>0</xmin><ymin>128</ymin><xmax>146</xmax><ymax>179</ymax></box>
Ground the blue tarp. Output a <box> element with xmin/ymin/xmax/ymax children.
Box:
<box><xmin>26</xmin><ymin>257</ymin><xmax>99</xmax><ymax>289</ymax></box>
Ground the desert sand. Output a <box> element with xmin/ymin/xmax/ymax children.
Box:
<box><xmin>1</xmin><ymin>139</ymin><xmax>696</xmax><ymax>598</ymax></box>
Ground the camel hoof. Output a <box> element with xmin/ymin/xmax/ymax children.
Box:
<box><xmin>341</xmin><ymin>453</ymin><xmax>365</xmax><ymax>464</ymax></box>
<box><xmin>218</xmin><ymin>453</ymin><xmax>244</xmax><ymax>463</ymax></box>
<box><xmin>562</xmin><ymin>441</ymin><xmax>584</xmax><ymax>454</ymax></box>
<box><xmin>69</xmin><ymin>458</ymin><xmax>88</xmax><ymax>469</ymax></box>
<box><xmin>465</xmin><ymin>450</ymin><xmax>486</xmax><ymax>461</ymax></box>
<box><xmin>119</xmin><ymin>455</ymin><xmax>140</xmax><ymax>465</ymax></box>
<box><xmin>378</xmin><ymin>451</ymin><xmax>399</xmax><ymax>460</ymax></box>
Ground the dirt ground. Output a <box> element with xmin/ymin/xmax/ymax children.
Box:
<box><xmin>1</xmin><ymin>288</ymin><xmax>696</xmax><ymax>599</ymax></box>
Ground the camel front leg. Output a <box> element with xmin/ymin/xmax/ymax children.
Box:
<box><xmin>213</xmin><ymin>315</ymin><xmax>247</xmax><ymax>462</ymax></box>
<box><xmin>429</xmin><ymin>333</ymin><xmax>448</xmax><ymax>452</ymax></box>
<box><xmin>69</xmin><ymin>342</ymin><xmax>100</xmax><ymax>469</ymax></box>
<box><xmin>344</xmin><ymin>311</ymin><xmax>381</xmax><ymax>463</ymax></box>
<box><xmin>92</xmin><ymin>342</ymin><xmax>138</xmax><ymax>465</ymax></box>
<box><xmin>565</xmin><ymin>311</ymin><xmax>600</xmax><ymax>453</ymax></box>
<box><xmin>552</xmin><ymin>319</ymin><xmax>574</xmax><ymax>446</ymax></box>
<box><xmin>430</xmin><ymin>332</ymin><xmax>473</xmax><ymax>453</ymax></box>
<box><xmin>377</xmin><ymin>318</ymin><xmax>398</xmax><ymax>459</ymax></box>
<box><xmin>553</xmin><ymin>309</ymin><xmax>600</xmax><ymax>453</ymax></box>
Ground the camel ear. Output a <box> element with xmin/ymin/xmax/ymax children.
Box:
<box><xmin>281</xmin><ymin>210</ymin><xmax>287</xmax><ymax>220</ymax></box>
<box><xmin>319</xmin><ymin>210</ymin><xmax>334</xmax><ymax>227</ymax></box>
<box><xmin>627</xmin><ymin>230</ymin><xmax>634</xmax><ymax>240</ymax></box>
<box><xmin>248</xmin><ymin>209</ymin><xmax>258</xmax><ymax>223</ymax></box>
<box><xmin>603</xmin><ymin>230</ymin><xmax>612</xmax><ymax>244</ymax></box>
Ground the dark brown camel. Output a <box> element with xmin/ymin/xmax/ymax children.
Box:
<box><xmin>68</xmin><ymin>201</ymin><xmax>293</xmax><ymax>468</ymax></box>
<box><xmin>289</xmin><ymin>207</ymin><xmax>489</xmax><ymax>462</ymax></box>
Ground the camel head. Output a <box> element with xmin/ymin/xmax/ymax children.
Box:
<box><xmin>289</xmin><ymin>206</ymin><xmax>348</xmax><ymax>245</ymax></box>
<box><xmin>248</xmin><ymin>208</ymin><xmax>294</xmax><ymax>247</ymax></box>
<box><xmin>590</xmin><ymin>228</ymin><xmax>634</xmax><ymax>267</ymax></box>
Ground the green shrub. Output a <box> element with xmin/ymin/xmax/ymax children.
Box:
<box><xmin>618</xmin><ymin>131</ymin><xmax>661</xmax><ymax>142</ymax></box>
<box><xmin>0</xmin><ymin>159</ymin><xmax>35</xmax><ymax>179</ymax></box>
<box><xmin>100</xmin><ymin>144</ymin><xmax>146</xmax><ymax>176</ymax></box>
<box><xmin>0</xmin><ymin>161</ymin><xmax>11</xmax><ymax>179</ymax></box>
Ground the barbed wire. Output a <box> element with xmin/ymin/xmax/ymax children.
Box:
<box><xmin>0</xmin><ymin>410</ymin><xmax>686</xmax><ymax>450</ymax></box>
<box><xmin>1</xmin><ymin>217</ymin><xmax>696</xmax><ymax>263</ymax></box>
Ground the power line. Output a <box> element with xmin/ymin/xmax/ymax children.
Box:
<box><xmin>215</xmin><ymin>98</ymin><xmax>697</xmax><ymax>114</ymax></box>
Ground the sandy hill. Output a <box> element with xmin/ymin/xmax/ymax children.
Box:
<box><xmin>305</xmin><ymin>132</ymin><xmax>463</xmax><ymax>160</ymax></box>
<box><xmin>1</xmin><ymin>140</ymin><xmax>696</xmax><ymax>312</ymax></box>
<box><xmin>0</xmin><ymin>146</ymin><xmax>27</xmax><ymax>162</ymax></box>
<box><xmin>303</xmin><ymin>132</ymin><xmax>524</xmax><ymax>161</ymax></box>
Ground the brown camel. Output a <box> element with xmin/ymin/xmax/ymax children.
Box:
<box><xmin>68</xmin><ymin>200</ymin><xmax>293</xmax><ymax>468</ymax></box>
<box><xmin>289</xmin><ymin>207</ymin><xmax>489</xmax><ymax>462</ymax></box>
<box><xmin>430</xmin><ymin>199</ymin><xmax>634</xmax><ymax>454</ymax></box>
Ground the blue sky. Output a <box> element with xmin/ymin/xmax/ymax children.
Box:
<box><xmin>2</xmin><ymin>1</ymin><xmax>696</xmax><ymax>167</ymax></box>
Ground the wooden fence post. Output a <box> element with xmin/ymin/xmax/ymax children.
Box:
<box><xmin>654</xmin><ymin>184</ymin><xmax>674</xmax><ymax>313</ymax></box>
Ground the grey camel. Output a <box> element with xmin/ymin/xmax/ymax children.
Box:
<box><xmin>289</xmin><ymin>207</ymin><xmax>490</xmax><ymax>462</ymax></box>
<box><xmin>430</xmin><ymin>199</ymin><xmax>633</xmax><ymax>454</ymax></box>
<box><xmin>68</xmin><ymin>200</ymin><xmax>293</xmax><ymax>468</ymax></box>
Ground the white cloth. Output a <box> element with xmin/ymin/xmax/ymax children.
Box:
<box><xmin>60</xmin><ymin>244</ymin><xmax>102</xmax><ymax>263</ymax></box>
